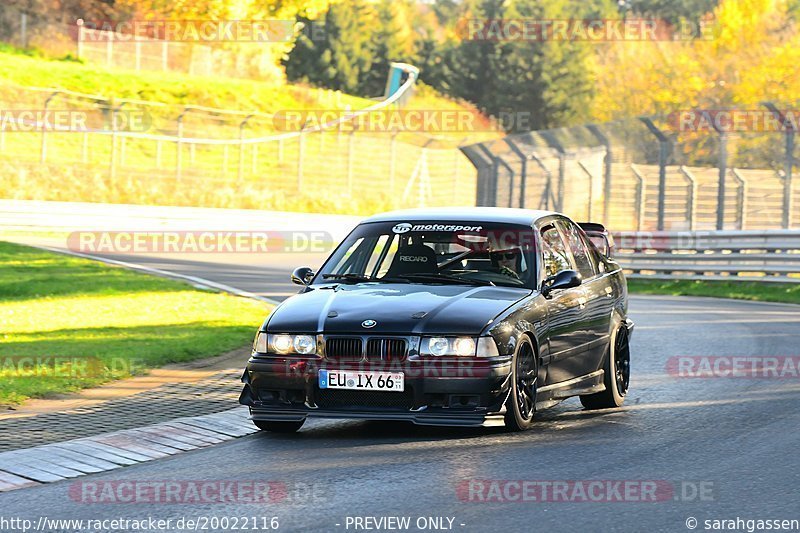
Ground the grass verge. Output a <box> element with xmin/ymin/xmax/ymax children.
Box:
<box><xmin>627</xmin><ymin>278</ymin><xmax>800</xmax><ymax>305</ymax></box>
<box><xmin>0</xmin><ymin>241</ymin><xmax>269</xmax><ymax>406</ymax></box>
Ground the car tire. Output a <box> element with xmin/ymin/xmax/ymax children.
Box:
<box><xmin>580</xmin><ymin>325</ymin><xmax>630</xmax><ymax>410</ymax></box>
<box><xmin>253</xmin><ymin>420</ymin><xmax>306</xmax><ymax>433</ymax></box>
<box><xmin>504</xmin><ymin>336</ymin><xmax>538</xmax><ymax>432</ymax></box>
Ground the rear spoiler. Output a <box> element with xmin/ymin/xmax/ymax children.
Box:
<box><xmin>578</xmin><ymin>222</ymin><xmax>615</xmax><ymax>257</ymax></box>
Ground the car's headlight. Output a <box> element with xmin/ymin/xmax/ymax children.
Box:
<box><xmin>271</xmin><ymin>334</ymin><xmax>294</xmax><ymax>354</ymax></box>
<box><xmin>453</xmin><ymin>337</ymin><xmax>476</xmax><ymax>356</ymax></box>
<box><xmin>263</xmin><ymin>333</ymin><xmax>317</xmax><ymax>355</ymax></box>
<box><xmin>293</xmin><ymin>335</ymin><xmax>316</xmax><ymax>354</ymax></box>
<box><xmin>428</xmin><ymin>337</ymin><xmax>450</xmax><ymax>356</ymax></box>
<box><xmin>421</xmin><ymin>336</ymin><xmax>499</xmax><ymax>357</ymax></box>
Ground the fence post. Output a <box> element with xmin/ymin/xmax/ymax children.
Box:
<box><xmin>678</xmin><ymin>165</ymin><xmax>697</xmax><ymax>231</ymax></box>
<box><xmin>40</xmin><ymin>91</ymin><xmax>60</xmax><ymax>164</ymax></box>
<box><xmin>630</xmin><ymin>163</ymin><xmax>646</xmax><ymax>231</ymax></box>
<box><xmin>298</xmin><ymin>121</ymin><xmax>308</xmax><ymax>190</ymax></box>
<box><xmin>389</xmin><ymin>132</ymin><xmax>398</xmax><ymax>196</ymax></box>
<box><xmin>176</xmin><ymin>109</ymin><xmax>186</xmax><ymax>183</ymax></box>
<box><xmin>587</xmin><ymin>125</ymin><xmax>612</xmax><ymax>226</ymax></box>
<box><xmin>731</xmin><ymin>168</ymin><xmax>748</xmax><ymax>230</ymax></box>
<box><xmin>784</xmin><ymin>128</ymin><xmax>795</xmax><ymax>229</ymax></box>
<box><xmin>541</xmin><ymin>132</ymin><xmax>567</xmax><ymax>212</ymax></box>
<box><xmin>109</xmin><ymin>126</ymin><xmax>118</xmax><ymax>184</ymax></box>
<box><xmin>347</xmin><ymin>129</ymin><xmax>356</xmax><ymax>196</ymax></box>
<box><xmin>504</xmin><ymin>138</ymin><xmax>527</xmax><ymax>208</ymax></box>
<box><xmin>238</xmin><ymin>114</ymin><xmax>253</xmax><ymax>185</ymax></box>
<box><xmin>498</xmin><ymin>156</ymin><xmax>515</xmax><ymax>208</ymax></box>
<box><xmin>762</xmin><ymin>102</ymin><xmax>795</xmax><ymax>229</ymax></box>
<box><xmin>459</xmin><ymin>144</ymin><xmax>495</xmax><ymax>207</ymax></box>
<box><xmin>106</xmin><ymin>29</ymin><xmax>113</xmax><ymax>66</ymax></box>
<box><xmin>476</xmin><ymin>144</ymin><xmax>500</xmax><ymax>206</ymax></box>
<box><xmin>20</xmin><ymin>12</ymin><xmax>28</xmax><ymax>49</ymax></box>
<box><xmin>577</xmin><ymin>161</ymin><xmax>594</xmax><ymax>221</ymax></box>
<box><xmin>76</xmin><ymin>19</ymin><xmax>84</xmax><ymax>58</ymax></box>
<box><xmin>716</xmin><ymin>131</ymin><xmax>728</xmax><ymax>230</ymax></box>
<box><xmin>162</xmin><ymin>42</ymin><xmax>168</xmax><ymax>71</ymax></box>
<box><xmin>639</xmin><ymin>117</ymin><xmax>670</xmax><ymax>231</ymax></box>
<box><xmin>528</xmin><ymin>152</ymin><xmax>554</xmax><ymax>210</ymax></box>
<box><xmin>135</xmin><ymin>41</ymin><xmax>142</xmax><ymax>71</ymax></box>
<box><xmin>453</xmin><ymin>138</ymin><xmax>468</xmax><ymax>202</ymax></box>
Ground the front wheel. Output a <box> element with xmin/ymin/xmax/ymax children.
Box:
<box><xmin>504</xmin><ymin>337</ymin><xmax>538</xmax><ymax>431</ymax></box>
<box><xmin>580</xmin><ymin>325</ymin><xmax>630</xmax><ymax>410</ymax></box>
<box><xmin>253</xmin><ymin>419</ymin><xmax>305</xmax><ymax>433</ymax></box>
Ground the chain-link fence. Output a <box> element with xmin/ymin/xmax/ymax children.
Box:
<box><xmin>0</xmin><ymin>6</ymin><xmax>288</xmax><ymax>82</ymax></box>
<box><xmin>0</xmin><ymin>84</ymin><xmax>477</xmax><ymax>214</ymax></box>
<box><xmin>462</xmin><ymin>112</ymin><xmax>799</xmax><ymax>231</ymax></box>
<box><xmin>0</xmin><ymin>6</ymin><xmax>74</xmax><ymax>54</ymax></box>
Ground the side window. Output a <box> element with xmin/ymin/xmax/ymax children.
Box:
<box><xmin>539</xmin><ymin>225</ymin><xmax>571</xmax><ymax>277</ymax></box>
<box><xmin>558</xmin><ymin>220</ymin><xmax>596</xmax><ymax>279</ymax></box>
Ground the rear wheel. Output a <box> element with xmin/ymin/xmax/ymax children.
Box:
<box><xmin>580</xmin><ymin>325</ymin><xmax>630</xmax><ymax>410</ymax></box>
<box><xmin>505</xmin><ymin>337</ymin><xmax>538</xmax><ymax>431</ymax></box>
<box><xmin>253</xmin><ymin>420</ymin><xmax>305</xmax><ymax>433</ymax></box>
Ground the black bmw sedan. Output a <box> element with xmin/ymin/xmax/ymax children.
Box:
<box><xmin>239</xmin><ymin>208</ymin><xmax>633</xmax><ymax>432</ymax></box>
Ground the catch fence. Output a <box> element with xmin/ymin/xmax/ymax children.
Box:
<box><xmin>462</xmin><ymin>114</ymin><xmax>799</xmax><ymax>230</ymax></box>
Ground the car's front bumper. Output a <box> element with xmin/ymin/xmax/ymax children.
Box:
<box><xmin>239</xmin><ymin>356</ymin><xmax>512</xmax><ymax>427</ymax></box>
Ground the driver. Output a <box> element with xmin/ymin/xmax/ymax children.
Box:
<box><xmin>490</xmin><ymin>248</ymin><xmax>522</xmax><ymax>279</ymax></box>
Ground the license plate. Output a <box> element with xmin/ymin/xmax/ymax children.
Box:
<box><xmin>318</xmin><ymin>370</ymin><xmax>404</xmax><ymax>392</ymax></box>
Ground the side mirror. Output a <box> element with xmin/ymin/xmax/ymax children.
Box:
<box><xmin>541</xmin><ymin>269</ymin><xmax>582</xmax><ymax>297</ymax></box>
<box><xmin>291</xmin><ymin>266</ymin><xmax>315</xmax><ymax>286</ymax></box>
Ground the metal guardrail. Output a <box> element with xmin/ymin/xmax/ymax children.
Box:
<box><xmin>612</xmin><ymin>230</ymin><xmax>800</xmax><ymax>282</ymax></box>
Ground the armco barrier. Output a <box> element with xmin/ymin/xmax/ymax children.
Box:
<box><xmin>612</xmin><ymin>230</ymin><xmax>800</xmax><ymax>282</ymax></box>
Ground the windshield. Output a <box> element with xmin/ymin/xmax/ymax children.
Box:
<box><xmin>315</xmin><ymin>221</ymin><xmax>538</xmax><ymax>289</ymax></box>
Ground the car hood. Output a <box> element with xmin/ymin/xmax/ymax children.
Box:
<box><xmin>266</xmin><ymin>283</ymin><xmax>530</xmax><ymax>335</ymax></box>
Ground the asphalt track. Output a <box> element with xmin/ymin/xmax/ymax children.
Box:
<box><xmin>1</xmin><ymin>239</ymin><xmax>800</xmax><ymax>532</ymax></box>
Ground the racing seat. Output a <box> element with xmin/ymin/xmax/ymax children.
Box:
<box><xmin>385</xmin><ymin>244</ymin><xmax>438</xmax><ymax>277</ymax></box>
